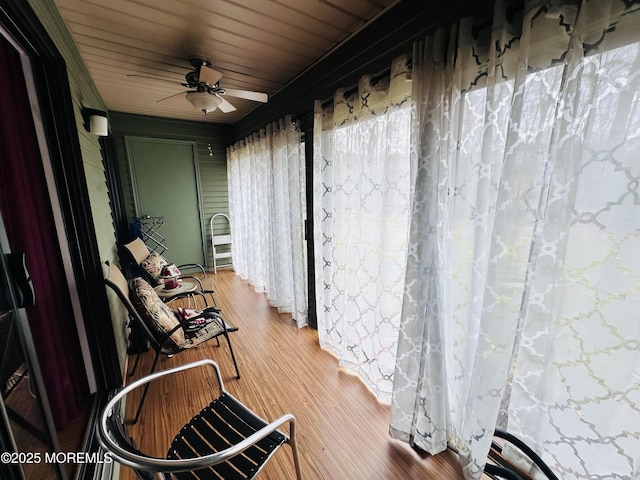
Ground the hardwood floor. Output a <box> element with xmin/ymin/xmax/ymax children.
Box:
<box><xmin>118</xmin><ymin>269</ymin><xmax>467</xmax><ymax>480</ymax></box>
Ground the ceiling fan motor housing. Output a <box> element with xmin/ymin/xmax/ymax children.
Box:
<box><xmin>185</xmin><ymin>70</ymin><xmax>201</xmax><ymax>87</ymax></box>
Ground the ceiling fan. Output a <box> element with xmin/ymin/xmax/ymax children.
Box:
<box><xmin>130</xmin><ymin>58</ymin><xmax>269</xmax><ymax>114</ymax></box>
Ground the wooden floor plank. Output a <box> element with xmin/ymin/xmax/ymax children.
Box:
<box><xmin>117</xmin><ymin>269</ymin><xmax>466</xmax><ymax>479</ymax></box>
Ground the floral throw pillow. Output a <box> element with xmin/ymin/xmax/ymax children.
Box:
<box><xmin>140</xmin><ymin>251</ymin><xmax>168</xmax><ymax>281</ymax></box>
<box><xmin>129</xmin><ymin>277</ymin><xmax>184</xmax><ymax>349</ymax></box>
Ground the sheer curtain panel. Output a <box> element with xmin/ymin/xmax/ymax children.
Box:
<box><xmin>390</xmin><ymin>1</ymin><xmax>640</xmax><ymax>479</ymax></box>
<box><xmin>227</xmin><ymin>115</ymin><xmax>308</xmax><ymax>327</ymax></box>
<box><xmin>313</xmin><ymin>55</ymin><xmax>412</xmax><ymax>399</ymax></box>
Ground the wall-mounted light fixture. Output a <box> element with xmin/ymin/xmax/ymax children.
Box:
<box><xmin>81</xmin><ymin>107</ymin><xmax>109</xmax><ymax>136</ymax></box>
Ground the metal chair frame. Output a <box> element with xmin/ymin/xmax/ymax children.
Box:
<box><xmin>485</xmin><ymin>429</ymin><xmax>558</xmax><ymax>480</ymax></box>
<box><xmin>104</xmin><ymin>261</ymin><xmax>240</xmax><ymax>424</ymax></box>
<box><xmin>123</xmin><ymin>237</ymin><xmax>207</xmax><ymax>287</ymax></box>
<box><xmin>98</xmin><ymin>359</ymin><xmax>303</xmax><ymax>480</ymax></box>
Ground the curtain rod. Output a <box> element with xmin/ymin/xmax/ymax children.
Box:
<box><xmin>320</xmin><ymin>57</ymin><xmax>412</xmax><ymax>109</ymax></box>
<box><xmin>319</xmin><ymin>68</ymin><xmax>388</xmax><ymax>108</ymax></box>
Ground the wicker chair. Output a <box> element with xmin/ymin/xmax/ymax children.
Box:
<box><xmin>104</xmin><ymin>261</ymin><xmax>240</xmax><ymax>423</ymax></box>
<box><xmin>123</xmin><ymin>237</ymin><xmax>207</xmax><ymax>285</ymax></box>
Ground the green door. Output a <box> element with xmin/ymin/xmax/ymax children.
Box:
<box><xmin>128</xmin><ymin>138</ymin><xmax>204</xmax><ymax>267</ymax></box>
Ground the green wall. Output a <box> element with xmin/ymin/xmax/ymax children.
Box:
<box><xmin>109</xmin><ymin>112</ymin><xmax>233</xmax><ymax>268</ymax></box>
<box><xmin>20</xmin><ymin>0</ymin><xmax>235</xmax><ymax>378</ymax></box>
<box><xmin>27</xmin><ymin>0</ymin><xmax>129</xmax><ymax>371</ymax></box>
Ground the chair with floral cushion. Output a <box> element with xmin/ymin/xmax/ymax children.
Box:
<box><xmin>104</xmin><ymin>261</ymin><xmax>240</xmax><ymax>424</ymax></box>
<box><xmin>123</xmin><ymin>237</ymin><xmax>216</xmax><ymax>308</ymax></box>
<box><xmin>123</xmin><ymin>237</ymin><xmax>207</xmax><ymax>288</ymax></box>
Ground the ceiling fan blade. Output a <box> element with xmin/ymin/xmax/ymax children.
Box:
<box><xmin>156</xmin><ymin>91</ymin><xmax>189</xmax><ymax>103</ymax></box>
<box><xmin>222</xmin><ymin>88</ymin><xmax>268</xmax><ymax>103</ymax></box>
<box><xmin>198</xmin><ymin>65</ymin><xmax>224</xmax><ymax>86</ymax></box>
<box><xmin>217</xmin><ymin>97</ymin><xmax>237</xmax><ymax>113</ymax></box>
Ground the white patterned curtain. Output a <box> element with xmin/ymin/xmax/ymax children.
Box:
<box><xmin>313</xmin><ymin>55</ymin><xmax>412</xmax><ymax>398</ymax></box>
<box><xmin>390</xmin><ymin>0</ymin><xmax>640</xmax><ymax>479</ymax></box>
<box><xmin>227</xmin><ymin>115</ymin><xmax>308</xmax><ymax>327</ymax></box>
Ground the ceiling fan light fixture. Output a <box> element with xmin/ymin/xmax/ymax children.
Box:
<box><xmin>185</xmin><ymin>92</ymin><xmax>222</xmax><ymax>113</ymax></box>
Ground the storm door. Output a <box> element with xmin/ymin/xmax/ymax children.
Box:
<box><xmin>127</xmin><ymin>138</ymin><xmax>205</xmax><ymax>267</ymax></box>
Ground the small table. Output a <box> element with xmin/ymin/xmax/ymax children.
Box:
<box><xmin>154</xmin><ymin>280</ymin><xmax>197</xmax><ymax>298</ymax></box>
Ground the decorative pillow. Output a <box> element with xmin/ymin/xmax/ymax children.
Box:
<box><xmin>129</xmin><ymin>278</ymin><xmax>184</xmax><ymax>349</ymax></box>
<box><xmin>139</xmin><ymin>251</ymin><xmax>169</xmax><ymax>281</ymax></box>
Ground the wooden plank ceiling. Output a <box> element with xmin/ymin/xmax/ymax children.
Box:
<box><xmin>53</xmin><ymin>0</ymin><xmax>400</xmax><ymax>124</ymax></box>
